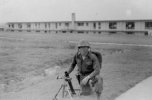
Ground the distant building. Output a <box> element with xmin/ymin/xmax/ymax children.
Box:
<box><xmin>5</xmin><ymin>13</ymin><xmax>152</xmax><ymax>36</ymax></box>
<box><xmin>0</xmin><ymin>27</ymin><xmax>4</xmax><ymax>31</ymax></box>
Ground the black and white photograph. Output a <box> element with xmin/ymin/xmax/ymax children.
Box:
<box><xmin>0</xmin><ymin>0</ymin><xmax>152</xmax><ymax>100</ymax></box>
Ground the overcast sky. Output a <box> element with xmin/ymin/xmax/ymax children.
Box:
<box><xmin>0</xmin><ymin>0</ymin><xmax>152</xmax><ymax>23</ymax></box>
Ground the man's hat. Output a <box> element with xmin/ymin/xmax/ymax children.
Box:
<box><xmin>78</xmin><ymin>40</ymin><xmax>90</xmax><ymax>48</ymax></box>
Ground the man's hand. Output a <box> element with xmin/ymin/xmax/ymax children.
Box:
<box><xmin>81</xmin><ymin>75</ymin><xmax>90</xmax><ymax>85</ymax></box>
<box><xmin>57</xmin><ymin>71</ymin><xmax>68</xmax><ymax>80</ymax></box>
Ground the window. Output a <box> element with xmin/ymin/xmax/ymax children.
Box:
<box><xmin>56</xmin><ymin>23</ymin><xmax>58</xmax><ymax>29</ymax></box>
<box><xmin>86</xmin><ymin>23</ymin><xmax>88</xmax><ymax>26</ymax></box>
<box><xmin>145</xmin><ymin>22</ymin><xmax>152</xmax><ymax>29</ymax></box>
<box><xmin>77</xmin><ymin>22</ymin><xmax>84</xmax><ymax>26</ymax></box>
<box><xmin>18</xmin><ymin>24</ymin><xmax>22</xmax><ymax>28</ymax></box>
<box><xmin>109</xmin><ymin>22</ymin><xmax>117</xmax><ymax>29</ymax></box>
<box><xmin>126</xmin><ymin>22</ymin><xmax>135</xmax><ymax>29</ymax></box>
<box><xmin>93</xmin><ymin>23</ymin><xmax>96</xmax><ymax>29</ymax></box>
<box><xmin>45</xmin><ymin>23</ymin><xmax>47</xmax><ymax>28</ymax></box>
<box><xmin>48</xmin><ymin>23</ymin><xmax>50</xmax><ymax>28</ymax></box>
<box><xmin>38</xmin><ymin>23</ymin><xmax>40</xmax><ymax>28</ymax></box>
<box><xmin>59</xmin><ymin>23</ymin><xmax>61</xmax><ymax>26</ymax></box>
<box><xmin>65</xmin><ymin>23</ymin><xmax>69</xmax><ymax>27</ymax></box>
<box><xmin>35</xmin><ymin>23</ymin><xmax>39</xmax><ymax>27</ymax></box>
<box><xmin>98</xmin><ymin>22</ymin><xmax>101</xmax><ymax>29</ymax></box>
<box><xmin>11</xmin><ymin>24</ymin><xmax>14</xmax><ymax>28</ymax></box>
<box><xmin>27</xmin><ymin>23</ymin><xmax>31</xmax><ymax>28</ymax></box>
<box><xmin>98</xmin><ymin>22</ymin><xmax>101</xmax><ymax>26</ymax></box>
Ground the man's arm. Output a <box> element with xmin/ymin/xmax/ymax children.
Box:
<box><xmin>67</xmin><ymin>54</ymin><xmax>77</xmax><ymax>74</ymax></box>
<box><xmin>89</xmin><ymin>54</ymin><xmax>101</xmax><ymax>79</ymax></box>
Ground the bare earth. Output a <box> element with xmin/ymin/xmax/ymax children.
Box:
<box><xmin>0</xmin><ymin>32</ymin><xmax>152</xmax><ymax>100</ymax></box>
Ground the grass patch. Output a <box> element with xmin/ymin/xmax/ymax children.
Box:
<box><xmin>64</xmin><ymin>42</ymin><xmax>77</xmax><ymax>49</ymax></box>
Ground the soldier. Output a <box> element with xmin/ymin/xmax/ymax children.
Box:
<box><xmin>65</xmin><ymin>40</ymin><xmax>103</xmax><ymax>100</ymax></box>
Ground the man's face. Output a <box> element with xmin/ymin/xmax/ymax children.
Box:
<box><xmin>79</xmin><ymin>46</ymin><xmax>89</xmax><ymax>56</ymax></box>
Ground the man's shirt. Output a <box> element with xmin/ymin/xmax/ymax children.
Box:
<box><xmin>68</xmin><ymin>51</ymin><xmax>100</xmax><ymax>78</ymax></box>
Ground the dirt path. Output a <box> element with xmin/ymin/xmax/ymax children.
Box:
<box><xmin>0</xmin><ymin>70</ymin><xmax>99</xmax><ymax>100</ymax></box>
<box><xmin>0</xmin><ymin>75</ymin><xmax>61</xmax><ymax>100</ymax></box>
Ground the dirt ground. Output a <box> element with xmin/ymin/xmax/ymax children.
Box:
<box><xmin>0</xmin><ymin>32</ymin><xmax>152</xmax><ymax>100</ymax></box>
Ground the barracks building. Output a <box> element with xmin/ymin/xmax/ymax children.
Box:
<box><xmin>5</xmin><ymin>13</ymin><xmax>152</xmax><ymax>36</ymax></box>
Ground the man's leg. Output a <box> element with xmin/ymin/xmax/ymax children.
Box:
<box><xmin>89</xmin><ymin>75</ymin><xmax>103</xmax><ymax>100</ymax></box>
<box><xmin>79</xmin><ymin>75</ymin><xmax>92</xmax><ymax>96</ymax></box>
<box><xmin>80</xmin><ymin>83</ymin><xmax>92</xmax><ymax>95</ymax></box>
<box><xmin>95</xmin><ymin>75</ymin><xmax>103</xmax><ymax>100</ymax></box>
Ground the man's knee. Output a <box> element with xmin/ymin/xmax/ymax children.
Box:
<box><xmin>80</xmin><ymin>83</ymin><xmax>92</xmax><ymax>95</ymax></box>
<box><xmin>79</xmin><ymin>75</ymin><xmax>103</xmax><ymax>95</ymax></box>
<box><xmin>94</xmin><ymin>75</ymin><xmax>103</xmax><ymax>93</ymax></box>
<box><xmin>95</xmin><ymin>75</ymin><xmax>103</xmax><ymax>84</ymax></box>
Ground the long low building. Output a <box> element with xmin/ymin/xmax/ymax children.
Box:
<box><xmin>5</xmin><ymin>13</ymin><xmax>152</xmax><ymax>36</ymax></box>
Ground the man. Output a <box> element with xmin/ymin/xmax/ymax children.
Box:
<box><xmin>65</xmin><ymin>40</ymin><xmax>103</xmax><ymax>100</ymax></box>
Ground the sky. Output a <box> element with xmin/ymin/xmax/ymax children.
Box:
<box><xmin>0</xmin><ymin>0</ymin><xmax>152</xmax><ymax>23</ymax></box>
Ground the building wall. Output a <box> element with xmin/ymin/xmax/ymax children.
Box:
<box><xmin>135</xmin><ymin>21</ymin><xmax>144</xmax><ymax>30</ymax></box>
<box><xmin>117</xmin><ymin>22</ymin><xmax>126</xmax><ymax>31</ymax></box>
<box><xmin>101</xmin><ymin>22</ymin><xmax>109</xmax><ymax>30</ymax></box>
<box><xmin>6</xmin><ymin>20</ymin><xmax>152</xmax><ymax>35</ymax></box>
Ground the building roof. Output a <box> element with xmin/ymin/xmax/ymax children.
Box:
<box><xmin>77</xmin><ymin>19</ymin><xmax>152</xmax><ymax>22</ymax></box>
<box><xmin>7</xmin><ymin>21</ymin><xmax>71</xmax><ymax>24</ymax></box>
<box><xmin>6</xmin><ymin>19</ymin><xmax>152</xmax><ymax>24</ymax></box>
